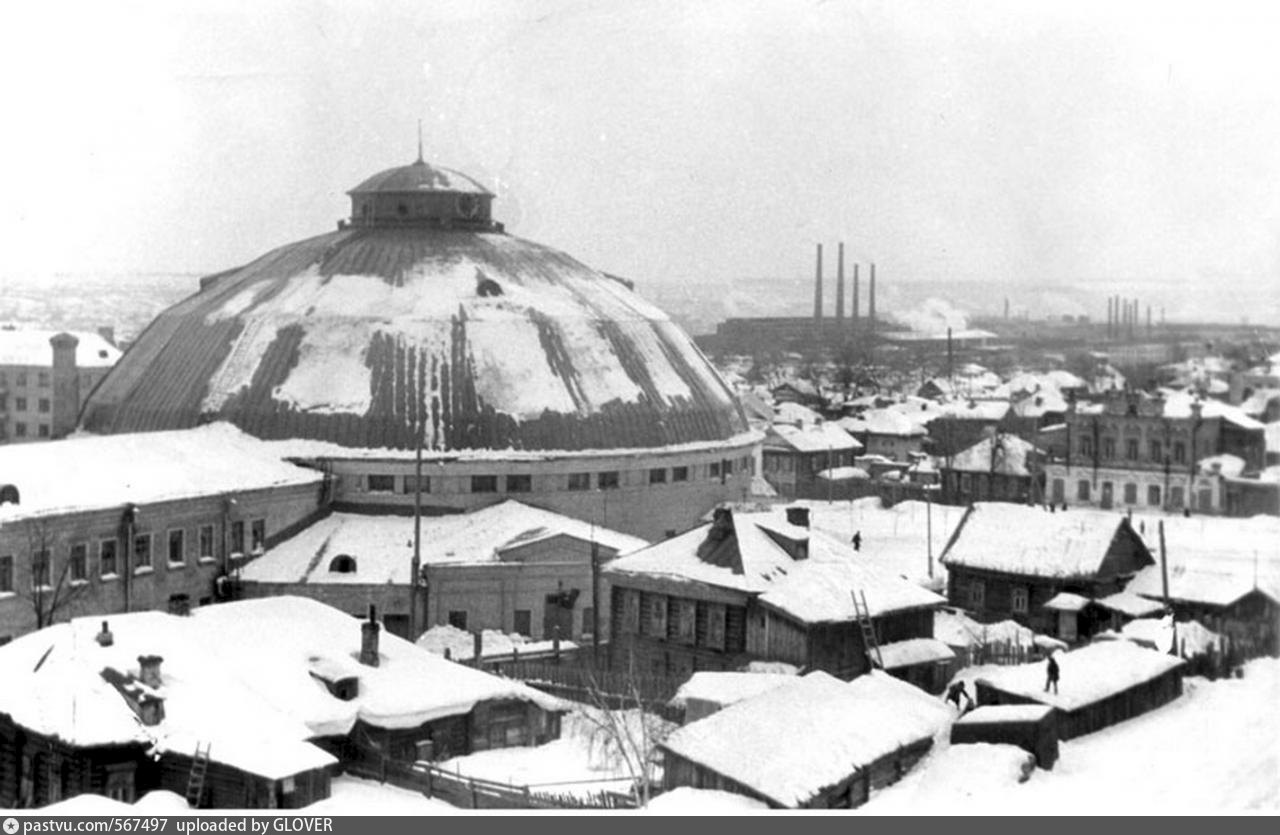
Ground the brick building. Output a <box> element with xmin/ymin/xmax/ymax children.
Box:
<box><xmin>0</xmin><ymin>329</ymin><xmax>120</xmax><ymax>444</ymax></box>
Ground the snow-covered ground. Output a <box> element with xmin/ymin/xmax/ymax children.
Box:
<box><xmin>304</xmin><ymin>776</ymin><xmax>460</xmax><ymax>815</ymax></box>
<box><xmin>864</xmin><ymin>658</ymin><xmax>1280</xmax><ymax>814</ymax></box>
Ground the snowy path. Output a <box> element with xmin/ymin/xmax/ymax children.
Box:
<box><xmin>863</xmin><ymin>658</ymin><xmax>1280</xmax><ymax>814</ymax></box>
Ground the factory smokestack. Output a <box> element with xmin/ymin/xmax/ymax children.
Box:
<box><xmin>813</xmin><ymin>243</ymin><xmax>824</xmax><ymax>339</ymax></box>
<box><xmin>835</xmin><ymin>243</ymin><xmax>845</xmax><ymax>332</ymax></box>
<box><xmin>852</xmin><ymin>263</ymin><xmax>860</xmax><ymax>335</ymax></box>
<box><xmin>1147</xmin><ymin>304</ymin><xmax>1152</xmax><ymax>336</ymax></box>
<box><xmin>1107</xmin><ymin>296</ymin><xmax>1113</xmax><ymax>338</ymax></box>
<box><xmin>1004</xmin><ymin>297</ymin><xmax>1010</xmax><ymax>321</ymax></box>
<box><xmin>947</xmin><ymin>327</ymin><xmax>954</xmax><ymax>380</ymax></box>
<box><xmin>868</xmin><ymin>262</ymin><xmax>876</xmax><ymax>335</ymax></box>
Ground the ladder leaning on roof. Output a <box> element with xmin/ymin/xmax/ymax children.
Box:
<box><xmin>852</xmin><ymin>591</ymin><xmax>884</xmax><ymax>670</ymax></box>
<box><xmin>186</xmin><ymin>742</ymin><xmax>211</xmax><ymax>808</ymax></box>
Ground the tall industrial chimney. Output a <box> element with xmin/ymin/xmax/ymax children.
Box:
<box><xmin>835</xmin><ymin>243</ymin><xmax>845</xmax><ymax>332</ymax></box>
<box><xmin>852</xmin><ymin>263</ymin><xmax>860</xmax><ymax>335</ymax></box>
<box><xmin>868</xmin><ymin>262</ymin><xmax>876</xmax><ymax>334</ymax></box>
<box><xmin>1107</xmin><ymin>297</ymin><xmax>1113</xmax><ymax>338</ymax></box>
<box><xmin>813</xmin><ymin>243</ymin><xmax>824</xmax><ymax>340</ymax></box>
<box><xmin>1004</xmin><ymin>297</ymin><xmax>1010</xmax><ymax>321</ymax></box>
<box><xmin>1146</xmin><ymin>305</ymin><xmax>1152</xmax><ymax>336</ymax></box>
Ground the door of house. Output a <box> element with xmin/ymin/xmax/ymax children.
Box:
<box><xmin>1058</xmin><ymin>611</ymin><xmax>1078</xmax><ymax>643</ymax></box>
<box><xmin>543</xmin><ymin>594</ymin><xmax>574</xmax><ymax>640</ymax></box>
<box><xmin>1100</xmin><ymin>482</ymin><xmax>1113</xmax><ymax>509</ymax></box>
<box><xmin>1051</xmin><ymin>478</ymin><xmax>1065</xmax><ymax>504</ymax></box>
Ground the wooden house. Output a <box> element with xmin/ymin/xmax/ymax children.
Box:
<box><xmin>760</xmin><ymin>422</ymin><xmax>862</xmax><ymax>499</ymax></box>
<box><xmin>950</xmin><ymin>705</ymin><xmax>1059</xmax><ymax>769</ymax></box>
<box><xmin>974</xmin><ymin>642</ymin><xmax>1184</xmax><ymax>740</ymax></box>
<box><xmin>604</xmin><ymin>507</ymin><xmax>947</xmax><ymax>681</ymax></box>
<box><xmin>0</xmin><ymin>597</ymin><xmax>566</xmax><ymax>809</ymax></box>
<box><xmin>938</xmin><ymin>432</ymin><xmax>1045</xmax><ymax>506</ymax></box>
<box><xmin>940</xmin><ymin>503</ymin><xmax>1154</xmax><ymax>640</ymax></box>
<box><xmin>658</xmin><ymin>671</ymin><xmax>950</xmax><ymax>809</ymax></box>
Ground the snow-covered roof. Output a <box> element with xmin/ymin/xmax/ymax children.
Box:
<box><xmin>1043</xmin><ymin>592</ymin><xmax>1091</xmax><ymax>612</ymax></box>
<box><xmin>1012</xmin><ymin>388</ymin><xmax>1069</xmax><ymax>419</ymax></box>
<box><xmin>1093</xmin><ymin>591</ymin><xmax>1165</xmax><ymax>618</ymax></box>
<box><xmin>0</xmin><ymin>423</ymin><xmax>323</xmax><ymax>522</ymax></box>
<box><xmin>669</xmin><ymin>672</ymin><xmax>796</xmax><ymax>710</ymax></box>
<box><xmin>0</xmin><ymin>597</ymin><xmax>565</xmax><ymax>777</ymax></box>
<box><xmin>1197</xmin><ymin>454</ymin><xmax>1247</xmax><ymax>477</ymax></box>
<box><xmin>415</xmin><ymin>625</ymin><xmax>577</xmax><ymax>660</ymax></box>
<box><xmin>764</xmin><ymin>422</ymin><xmax>861</xmax><ymax>454</ymax></box>
<box><xmin>772</xmin><ymin>401</ymin><xmax>822</xmax><ymax>426</ymax></box>
<box><xmin>838</xmin><ymin>409</ymin><xmax>927</xmax><ymax>438</ymax></box>
<box><xmin>940</xmin><ymin>503</ymin><xmax>1150</xmax><ymax>579</ymax></box>
<box><xmin>954</xmin><ymin>704</ymin><xmax>1055</xmax><ymax>725</ymax></box>
<box><xmin>945</xmin><ymin>433</ymin><xmax>1041</xmax><ymax>476</ymax></box>
<box><xmin>1126</xmin><ymin>514</ymin><xmax>1280</xmax><ymax>607</ymax></box>
<box><xmin>643</xmin><ymin>787</ymin><xmax>769</xmax><ymax>813</ymax></box>
<box><xmin>939</xmin><ymin>399</ymin><xmax>1011</xmax><ymax>422</ymax></box>
<box><xmin>877</xmin><ymin>637</ymin><xmax>955</xmax><ymax>669</ymax></box>
<box><xmin>241</xmin><ymin>500</ymin><xmax>647</xmax><ymax>585</ymax></box>
<box><xmin>1160</xmin><ymin>391</ymin><xmax>1264</xmax><ymax>430</ymax></box>
<box><xmin>934</xmin><ymin>610</ymin><xmax>1035</xmax><ymax>649</ymax></box>
<box><xmin>816</xmin><ymin>465</ymin><xmax>870</xmax><ymax>481</ymax></box>
<box><xmin>1095</xmin><ymin>615</ymin><xmax>1222</xmax><ymax>656</ymax></box>
<box><xmin>976</xmin><ymin>641</ymin><xmax>1184</xmax><ymax>712</ymax></box>
<box><xmin>0</xmin><ymin>328</ymin><xmax>122</xmax><ymax>368</ymax></box>
<box><xmin>659</xmin><ymin>671</ymin><xmax>951</xmax><ymax>808</ymax></box>
<box><xmin>604</xmin><ymin>510</ymin><xmax>944</xmax><ymax>623</ymax></box>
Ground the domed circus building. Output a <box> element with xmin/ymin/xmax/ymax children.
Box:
<box><xmin>80</xmin><ymin>156</ymin><xmax>758</xmax><ymax>539</ymax></box>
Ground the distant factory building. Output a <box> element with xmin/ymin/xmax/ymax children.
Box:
<box><xmin>0</xmin><ymin>328</ymin><xmax>121</xmax><ymax>444</ymax></box>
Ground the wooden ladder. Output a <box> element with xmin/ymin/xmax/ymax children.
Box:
<box><xmin>852</xmin><ymin>591</ymin><xmax>884</xmax><ymax>670</ymax></box>
<box><xmin>186</xmin><ymin>742</ymin><xmax>211</xmax><ymax>808</ymax></box>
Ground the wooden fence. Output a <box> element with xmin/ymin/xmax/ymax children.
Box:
<box><xmin>413</xmin><ymin>763</ymin><xmax>640</xmax><ymax>810</ymax></box>
<box><xmin>951</xmin><ymin>638</ymin><xmax>1046</xmax><ymax>669</ymax></box>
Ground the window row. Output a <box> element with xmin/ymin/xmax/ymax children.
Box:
<box><xmin>966</xmin><ymin>580</ymin><xmax>1030</xmax><ymax>614</ymax></box>
<box><xmin>615</xmin><ymin>589</ymin><xmax>747</xmax><ymax>654</ymax></box>
<box><xmin>439</xmin><ymin>607</ymin><xmax>595</xmax><ymax>640</ymax></box>
<box><xmin>0</xmin><ymin>371</ymin><xmax>51</xmax><ymax>388</ymax></box>
<box><xmin>363</xmin><ymin>457</ymin><xmax>753</xmax><ymax>495</ymax></box>
<box><xmin>1</xmin><ymin>397</ymin><xmax>52</xmax><ymax>414</ymax></box>
<box><xmin>1076</xmin><ymin>436</ymin><xmax>1214</xmax><ymax>465</ymax></box>
<box><xmin>0</xmin><ymin>519</ymin><xmax>267</xmax><ymax>591</ymax></box>
<box><xmin>7</xmin><ymin>421</ymin><xmax>51</xmax><ymax>439</ymax></box>
<box><xmin>1068</xmin><ymin>479</ymin><xmax>1185</xmax><ymax>509</ymax></box>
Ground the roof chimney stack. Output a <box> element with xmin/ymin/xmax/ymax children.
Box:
<box><xmin>138</xmin><ymin>655</ymin><xmax>163</xmax><ymax>689</ymax></box>
<box><xmin>360</xmin><ymin>604</ymin><xmax>381</xmax><ymax>667</ymax></box>
<box><xmin>96</xmin><ymin>621</ymin><xmax>114</xmax><ymax>647</ymax></box>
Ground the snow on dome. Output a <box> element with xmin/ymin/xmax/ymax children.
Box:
<box><xmin>80</xmin><ymin>168</ymin><xmax>747</xmax><ymax>453</ymax></box>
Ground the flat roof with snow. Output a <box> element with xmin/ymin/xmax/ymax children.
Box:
<box><xmin>975</xmin><ymin>641</ymin><xmax>1184</xmax><ymax>713</ymax></box>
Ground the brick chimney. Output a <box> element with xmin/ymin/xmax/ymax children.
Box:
<box><xmin>96</xmin><ymin>620</ymin><xmax>114</xmax><ymax>647</ymax></box>
<box><xmin>138</xmin><ymin>655</ymin><xmax>164</xmax><ymax>689</ymax></box>
<box><xmin>49</xmin><ymin>333</ymin><xmax>80</xmax><ymax>440</ymax></box>
<box><xmin>360</xmin><ymin>604</ymin><xmax>381</xmax><ymax>667</ymax></box>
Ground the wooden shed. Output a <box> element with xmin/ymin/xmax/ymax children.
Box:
<box><xmin>950</xmin><ymin>705</ymin><xmax>1059</xmax><ymax>769</ymax></box>
<box><xmin>974</xmin><ymin>642</ymin><xmax>1184</xmax><ymax>741</ymax></box>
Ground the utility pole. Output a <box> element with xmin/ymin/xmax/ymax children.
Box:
<box><xmin>926</xmin><ymin>487</ymin><xmax>934</xmax><ymax>580</ymax></box>
<box><xmin>411</xmin><ymin>412</ymin><xmax>424</xmax><ymax>641</ymax></box>
<box><xmin>1159</xmin><ymin>520</ymin><xmax>1177</xmax><ymax>655</ymax></box>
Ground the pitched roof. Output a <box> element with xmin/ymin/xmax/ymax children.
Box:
<box><xmin>1126</xmin><ymin>514</ymin><xmax>1280</xmax><ymax>606</ymax></box>
<box><xmin>0</xmin><ymin>328</ymin><xmax>122</xmax><ymax>368</ymax></box>
<box><xmin>669</xmin><ymin>672</ymin><xmax>796</xmax><ymax>710</ymax></box>
<box><xmin>658</xmin><ymin>671</ymin><xmax>950</xmax><ymax>808</ymax></box>
<box><xmin>604</xmin><ymin>511</ymin><xmax>944</xmax><ymax>622</ymax></box>
<box><xmin>0</xmin><ymin>597</ymin><xmax>565</xmax><ymax>777</ymax></box>
<box><xmin>0</xmin><ymin>423</ymin><xmax>323</xmax><ymax>522</ymax></box>
<box><xmin>940</xmin><ymin>503</ymin><xmax>1151</xmax><ymax>579</ymax></box>
<box><xmin>240</xmin><ymin>500</ymin><xmax>648</xmax><ymax>585</ymax></box>
<box><xmin>838</xmin><ymin>409</ymin><xmax>927</xmax><ymax>438</ymax></box>
<box><xmin>764</xmin><ymin>422</ymin><xmax>861</xmax><ymax>453</ymax></box>
<box><xmin>945</xmin><ymin>434</ymin><xmax>1041</xmax><ymax>476</ymax></box>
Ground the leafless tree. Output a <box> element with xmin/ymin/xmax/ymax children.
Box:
<box><xmin>18</xmin><ymin>519</ymin><xmax>89</xmax><ymax>630</ymax></box>
<box><xmin>577</xmin><ymin>656</ymin><xmax>672</xmax><ymax>807</ymax></box>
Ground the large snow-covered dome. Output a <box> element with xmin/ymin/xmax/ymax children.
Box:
<box><xmin>80</xmin><ymin>160</ymin><xmax>747</xmax><ymax>453</ymax></box>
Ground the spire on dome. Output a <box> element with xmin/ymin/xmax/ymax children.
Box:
<box><xmin>416</xmin><ymin>120</ymin><xmax>424</xmax><ymax>165</ymax></box>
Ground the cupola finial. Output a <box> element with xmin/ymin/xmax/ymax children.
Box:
<box><xmin>416</xmin><ymin>119</ymin><xmax>424</xmax><ymax>165</ymax></box>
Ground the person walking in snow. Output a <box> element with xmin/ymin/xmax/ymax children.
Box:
<box><xmin>852</xmin><ymin>530</ymin><xmax>862</xmax><ymax>551</ymax></box>
<box><xmin>1044</xmin><ymin>653</ymin><xmax>1060</xmax><ymax>694</ymax></box>
<box><xmin>945</xmin><ymin>681</ymin><xmax>973</xmax><ymax>713</ymax></box>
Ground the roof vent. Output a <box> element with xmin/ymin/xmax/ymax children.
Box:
<box><xmin>360</xmin><ymin>605</ymin><xmax>381</xmax><ymax>668</ymax></box>
<box><xmin>138</xmin><ymin>655</ymin><xmax>164</xmax><ymax>689</ymax></box>
<box><xmin>96</xmin><ymin>621</ymin><xmax>114</xmax><ymax>647</ymax></box>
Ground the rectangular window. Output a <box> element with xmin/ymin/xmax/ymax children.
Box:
<box><xmin>1079</xmin><ymin>437</ymin><xmax>1093</xmax><ymax>457</ymax></box>
<box><xmin>1102</xmin><ymin>438</ymin><xmax>1116</xmax><ymax>459</ymax></box>
<box><xmin>166</xmin><ymin>529</ymin><xmax>185</xmax><ymax>566</ymax></box>
<box><xmin>649</xmin><ymin>468</ymin><xmax>667</xmax><ymax>485</ymax></box>
<box><xmin>1147</xmin><ymin>485</ymin><xmax>1162</xmax><ymax>506</ymax></box>
<box><xmin>198</xmin><ymin>525</ymin><xmax>215</xmax><ymax>561</ymax></box>
<box><xmin>1170</xmin><ymin>486</ymin><xmax>1185</xmax><ymax>508</ymax></box>
<box><xmin>1077</xmin><ymin>480</ymin><xmax>1090</xmax><ymax>501</ymax></box>
<box><xmin>13</xmin><ymin>423</ymin><xmax>26</xmax><ymax>438</ymax></box>
<box><xmin>567</xmin><ymin>472</ymin><xmax>591</xmax><ymax>491</ymax></box>
<box><xmin>37</xmin><ymin>372</ymin><xmax>49</xmax><ymax>387</ymax></box>
<box><xmin>471</xmin><ymin>475</ymin><xmax>498</xmax><ymax>493</ymax></box>
<box><xmin>37</xmin><ymin>398</ymin><xmax>50</xmax><ymax>414</ymax></box>
<box><xmin>505</xmin><ymin>474</ymin><xmax>532</xmax><ymax>493</ymax></box>
<box><xmin>70</xmin><ymin>543</ymin><xmax>87</xmax><ymax>582</ymax></box>
<box><xmin>967</xmin><ymin>579</ymin><xmax>985</xmax><ymax>610</ymax></box>
<box><xmin>709</xmin><ymin>461</ymin><xmax>721</xmax><ymax>479</ymax></box>
<box><xmin>1173</xmin><ymin>442</ymin><xmax>1186</xmax><ymax>464</ymax></box>
<box><xmin>133</xmin><ymin>534</ymin><xmax>152</xmax><ymax>572</ymax></box>
<box><xmin>32</xmin><ymin>550</ymin><xmax>51</xmax><ymax>589</ymax></box>
<box><xmin>672</xmin><ymin>466</ymin><xmax>689</xmax><ymax>482</ymax></box>
<box><xmin>14</xmin><ymin>397</ymin><xmax>27</xmax><ymax>412</ymax></box>
<box><xmin>366</xmin><ymin>474</ymin><xmax>395</xmax><ymax>493</ymax></box>
<box><xmin>37</xmin><ymin>424</ymin><xmax>49</xmax><ymax>438</ymax></box>
<box><xmin>1011</xmin><ymin>586</ymin><xmax>1029</xmax><ymax>614</ymax></box>
<box><xmin>513</xmin><ymin>610</ymin><xmax>531</xmax><ymax>637</ymax></box>
<box><xmin>15</xmin><ymin>373</ymin><xmax>25</xmax><ymax>387</ymax></box>
<box><xmin>705</xmin><ymin>602</ymin><xmax>726</xmax><ymax>650</ymax></box>
<box><xmin>448</xmin><ymin>610</ymin><xmax>468</xmax><ymax>631</ymax></box>
<box><xmin>722</xmin><ymin>459</ymin><xmax>734</xmax><ymax>476</ymax></box>
<box><xmin>581</xmin><ymin>607</ymin><xmax>595</xmax><ymax>638</ymax></box>
<box><xmin>230</xmin><ymin>521</ymin><xmax>245</xmax><ymax>555</ymax></box>
<box><xmin>250</xmin><ymin>519</ymin><xmax>266</xmax><ymax>552</ymax></box>
<box><xmin>0</xmin><ymin>555</ymin><xmax>12</xmax><ymax>592</ymax></box>
<box><xmin>1123</xmin><ymin>483</ymin><xmax>1138</xmax><ymax>504</ymax></box>
<box><xmin>99</xmin><ymin>539</ymin><xmax>118</xmax><ymax>577</ymax></box>
<box><xmin>1125</xmin><ymin>439</ymin><xmax>1139</xmax><ymax>460</ymax></box>
<box><xmin>598</xmin><ymin>471</ymin><xmax>620</xmax><ymax>490</ymax></box>
<box><xmin>1149</xmin><ymin>440</ymin><xmax>1162</xmax><ymax>461</ymax></box>
<box><xmin>400</xmin><ymin>475</ymin><xmax>431</xmax><ymax>494</ymax></box>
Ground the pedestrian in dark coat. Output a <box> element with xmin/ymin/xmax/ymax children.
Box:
<box><xmin>1044</xmin><ymin>653</ymin><xmax>1060</xmax><ymax>694</ymax></box>
<box><xmin>945</xmin><ymin>681</ymin><xmax>974</xmax><ymax>713</ymax></box>
<box><xmin>852</xmin><ymin>531</ymin><xmax>862</xmax><ymax>551</ymax></box>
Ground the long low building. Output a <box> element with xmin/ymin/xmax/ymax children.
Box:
<box><xmin>0</xmin><ymin>424</ymin><xmax>326</xmax><ymax>642</ymax></box>
<box><xmin>238</xmin><ymin>500</ymin><xmax>648</xmax><ymax>642</ymax></box>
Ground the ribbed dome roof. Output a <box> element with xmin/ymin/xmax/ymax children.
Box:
<box><xmin>348</xmin><ymin>159</ymin><xmax>492</xmax><ymax>196</ymax></box>
<box><xmin>80</xmin><ymin>226</ymin><xmax>748</xmax><ymax>453</ymax></box>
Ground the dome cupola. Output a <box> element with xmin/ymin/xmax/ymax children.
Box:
<box><xmin>346</xmin><ymin>142</ymin><xmax>497</xmax><ymax>230</ymax></box>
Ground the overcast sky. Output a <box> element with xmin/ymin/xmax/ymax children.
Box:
<box><xmin>1</xmin><ymin>0</ymin><xmax>1277</xmax><ymax>312</ymax></box>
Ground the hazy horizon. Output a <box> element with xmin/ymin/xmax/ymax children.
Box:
<box><xmin>2</xmin><ymin>0</ymin><xmax>1278</xmax><ymax>325</ymax></box>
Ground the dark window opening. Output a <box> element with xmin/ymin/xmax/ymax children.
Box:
<box><xmin>672</xmin><ymin>466</ymin><xmax>689</xmax><ymax>482</ymax></box>
<box><xmin>506</xmin><ymin>474</ymin><xmax>532</xmax><ymax>493</ymax></box>
<box><xmin>567</xmin><ymin>472</ymin><xmax>591</xmax><ymax>491</ymax></box>
<box><xmin>168</xmin><ymin>529</ymin><xmax>185</xmax><ymax>565</ymax></box>
<box><xmin>367</xmin><ymin>474</ymin><xmax>395</xmax><ymax>493</ymax></box>
<box><xmin>513</xmin><ymin>610</ymin><xmax>532</xmax><ymax>637</ymax></box>
<box><xmin>471</xmin><ymin>475</ymin><xmax>498</xmax><ymax>493</ymax></box>
<box><xmin>649</xmin><ymin>468</ymin><xmax>667</xmax><ymax>484</ymax></box>
<box><xmin>132</xmin><ymin>535</ymin><xmax>151</xmax><ymax>572</ymax></box>
<box><xmin>401</xmin><ymin>475</ymin><xmax>431</xmax><ymax>494</ymax></box>
<box><xmin>230</xmin><ymin>521</ymin><xmax>245</xmax><ymax>555</ymax></box>
<box><xmin>329</xmin><ymin>554</ymin><xmax>357</xmax><ymax>574</ymax></box>
<box><xmin>99</xmin><ymin>540</ymin><xmax>118</xmax><ymax>576</ymax></box>
<box><xmin>598</xmin><ymin>471</ymin><xmax>620</xmax><ymax>490</ymax></box>
<box><xmin>250</xmin><ymin>519</ymin><xmax>266</xmax><ymax>552</ymax></box>
<box><xmin>448</xmin><ymin>610</ymin><xmax>468</xmax><ymax>631</ymax></box>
